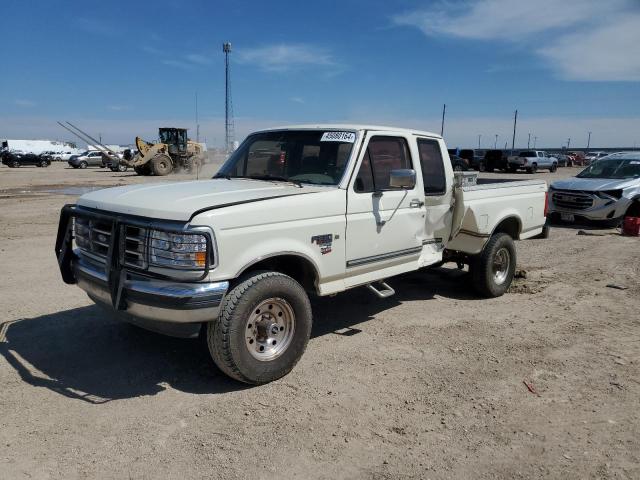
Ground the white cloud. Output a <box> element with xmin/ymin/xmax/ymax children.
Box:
<box><xmin>185</xmin><ymin>53</ymin><xmax>211</xmax><ymax>65</ymax></box>
<box><xmin>392</xmin><ymin>0</ymin><xmax>640</xmax><ymax>81</ymax></box>
<box><xmin>289</xmin><ymin>97</ymin><xmax>305</xmax><ymax>104</ymax></box>
<box><xmin>14</xmin><ymin>99</ymin><xmax>36</xmax><ymax>108</ymax></box>
<box><xmin>237</xmin><ymin>44</ymin><xmax>336</xmax><ymax>72</ymax></box>
<box><xmin>538</xmin><ymin>15</ymin><xmax>640</xmax><ymax>81</ymax></box>
<box><xmin>107</xmin><ymin>105</ymin><xmax>130</xmax><ymax>111</ymax></box>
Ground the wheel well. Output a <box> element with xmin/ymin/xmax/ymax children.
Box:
<box><xmin>238</xmin><ymin>255</ymin><xmax>318</xmax><ymax>294</ymax></box>
<box><xmin>493</xmin><ymin>216</ymin><xmax>521</xmax><ymax>240</ymax></box>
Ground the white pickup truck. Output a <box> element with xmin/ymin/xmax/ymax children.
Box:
<box><xmin>508</xmin><ymin>150</ymin><xmax>558</xmax><ymax>173</ymax></box>
<box><xmin>56</xmin><ymin>125</ymin><xmax>548</xmax><ymax>384</ymax></box>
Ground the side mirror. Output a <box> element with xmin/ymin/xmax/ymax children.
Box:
<box><xmin>389</xmin><ymin>169</ymin><xmax>416</xmax><ymax>189</ymax></box>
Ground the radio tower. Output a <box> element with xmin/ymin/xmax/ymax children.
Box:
<box><xmin>223</xmin><ymin>42</ymin><xmax>235</xmax><ymax>153</ymax></box>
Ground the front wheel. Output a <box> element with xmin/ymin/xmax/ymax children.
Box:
<box><xmin>39</xmin><ymin>160</ymin><xmax>48</xmax><ymax>167</ymax></box>
<box><xmin>207</xmin><ymin>271</ymin><xmax>312</xmax><ymax>385</ymax></box>
<box><xmin>151</xmin><ymin>154</ymin><xmax>173</xmax><ymax>176</ymax></box>
<box><xmin>79</xmin><ymin>161</ymin><xmax>88</xmax><ymax>169</ymax></box>
<box><xmin>470</xmin><ymin>233</ymin><xmax>516</xmax><ymax>297</ymax></box>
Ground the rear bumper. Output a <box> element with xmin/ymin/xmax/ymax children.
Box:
<box><xmin>74</xmin><ymin>259</ymin><xmax>229</xmax><ymax>323</ymax></box>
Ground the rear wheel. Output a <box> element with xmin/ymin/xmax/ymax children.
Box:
<box><xmin>79</xmin><ymin>161</ymin><xmax>88</xmax><ymax>169</ymax></box>
<box><xmin>470</xmin><ymin>233</ymin><xmax>516</xmax><ymax>297</ymax></box>
<box><xmin>151</xmin><ymin>154</ymin><xmax>173</xmax><ymax>176</ymax></box>
<box><xmin>207</xmin><ymin>271</ymin><xmax>312</xmax><ymax>384</ymax></box>
<box><xmin>11</xmin><ymin>160</ymin><xmax>20</xmax><ymax>168</ymax></box>
<box><xmin>39</xmin><ymin>160</ymin><xmax>48</xmax><ymax>167</ymax></box>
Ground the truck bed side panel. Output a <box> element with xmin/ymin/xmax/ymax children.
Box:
<box><xmin>447</xmin><ymin>181</ymin><xmax>547</xmax><ymax>254</ymax></box>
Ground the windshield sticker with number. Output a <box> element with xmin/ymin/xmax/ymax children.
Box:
<box><xmin>321</xmin><ymin>131</ymin><xmax>356</xmax><ymax>143</ymax></box>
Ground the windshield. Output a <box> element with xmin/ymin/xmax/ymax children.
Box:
<box><xmin>216</xmin><ymin>130</ymin><xmax>355</xmax><ymax>185</ymax></box>
<box><xmin>577</xmin><ymin>157</ymin><xmax>640</xmax><ymax>179</ymax></box>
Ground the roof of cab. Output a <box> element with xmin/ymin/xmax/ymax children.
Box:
<box><xmin>254</xmin><ymin>124</ymin><xmax>443</xmax><ymax>139</ymax></box>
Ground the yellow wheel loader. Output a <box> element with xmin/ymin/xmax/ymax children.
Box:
<box><xmin>125</xmin><ymin>127</ymin><xmax>204</xmax><ymax>176</ymax></box>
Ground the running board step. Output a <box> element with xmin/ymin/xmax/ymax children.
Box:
<box><xmin>367</xmin><ymin>281</ymin><xmax>395</xmax><ymax>298</ymax></box>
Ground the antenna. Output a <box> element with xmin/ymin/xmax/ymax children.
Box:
<box><xmin>223</xmin><ymin>42</ymin><xmax>235</xmax><ymax>153</ymax></box>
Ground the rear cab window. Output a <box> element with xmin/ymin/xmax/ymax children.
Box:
<box><xmin>417</xmin><ymin>138</ymin><xmax>446</xmax><ymax>195</ymax></box>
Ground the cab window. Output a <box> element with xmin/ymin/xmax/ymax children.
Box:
<box><xmin>354</xmin><ymin>136</ymin><xmax>411</xmax><ymax>192</ymax></box>
<box><xmin>417</xmin><ymin>138</ymin><xmax>446</xmax><ymax>195</ymax></box>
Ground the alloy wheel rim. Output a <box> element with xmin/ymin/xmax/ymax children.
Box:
<box><xmin>245</xmin><ymin>297</ymin><xmax>295</xmax><ymax>361</ymax></box>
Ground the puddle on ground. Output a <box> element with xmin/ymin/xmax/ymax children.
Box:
<box><xmin>41</xmin><ymin>186</ymin><xmax>104</xmax><ymax>195</ymax></box>
<box><xmin>0</xmin><ymin>185</ymin><xmax>107</xmax><ymax>197</ymax></box>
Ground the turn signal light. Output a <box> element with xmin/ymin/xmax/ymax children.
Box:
<box><xmin>195</xmin><ymin>251</ymin><xmax>207</xmax><ymax>266</ymax></box>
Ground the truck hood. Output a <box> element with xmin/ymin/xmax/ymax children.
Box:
<box><xmin>551</xmin><ymin>177</ymin><xmax>638</xmax><ymax>192</ymax></box>
<box><xmin>76</xmin><ymin>179</ymin><xmax>330</xmax><ymax>221</ymax></box>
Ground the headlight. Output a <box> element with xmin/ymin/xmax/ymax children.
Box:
<box><xmin>598</xmin><ymin>189</ymin><xmax>623</xmax><ymax>200</ymax></box>
<box><xmin>149</xmin><ymin>230</ymin><xmax>209</xmax><ymax>269</ymax></box>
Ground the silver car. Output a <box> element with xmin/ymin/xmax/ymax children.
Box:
<box><xmin>548</xmin><ymin>152</ymin><xmax>640</xmax><ymax>225</ymax></box>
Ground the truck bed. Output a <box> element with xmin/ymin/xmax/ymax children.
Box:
<box><xmin>447</xmin><ymin>177</ymin><xmax>548</xmax><ymax>254</ymax></box>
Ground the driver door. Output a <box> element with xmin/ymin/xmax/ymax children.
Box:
<box><xmin>345</xmin><ymin>132</ymin><xmax>426</xmax><ymax>287</ymax></box>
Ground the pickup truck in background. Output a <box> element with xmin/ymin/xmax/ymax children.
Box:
<box><xmin>56</xmin><ymin>125</ymin><xmax>548</xmax><ymax>384</ymax></box>
<box><xmin>508</xmin><ymin>150</ymin><xmax>558</xmax><ymax>173</ymax></box>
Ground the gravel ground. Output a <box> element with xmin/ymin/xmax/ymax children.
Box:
<box><xmin>1</xmin><ymin>162</ymin><xmax>638</xmax><ymax>479</ymax></box>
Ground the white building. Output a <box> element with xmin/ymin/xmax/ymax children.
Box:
<box><xmin>1</xmin><ymin>139</ymin><xmax>78</xmax><ymax>154</ymax></box>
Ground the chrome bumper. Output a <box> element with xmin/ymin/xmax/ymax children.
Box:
<box><xmin>74</xmin><ymin>260</ymin><xmax>229</xmax><ymax>324</ymax></box>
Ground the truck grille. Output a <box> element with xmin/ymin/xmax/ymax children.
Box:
<box><xmin>74</xmin><ymin>218</ymin><xmax>148</xmax><ymax>269</ymax></box>
<box><xmin>551</xmin><ymin>190</ymin><xmax>594</xmax><ymax>211</ymax></box>
<box><xmin>71</xmin><ymin>210</ymin><xmax>213</xmax><ymax>277</ymax></box>
<box><xmin>121</xmin><ymin>225</ymin><xmax>148</xmax><ymax>269</ymax></box>
<box><xmin>74</xmin><ymin>217</ymin><xmax>113</xmax><ymax>260</ymax></box>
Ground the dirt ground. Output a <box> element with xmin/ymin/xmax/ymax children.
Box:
<box><xmin>1</xmin><ymin>161</ymin><xmax>638</xmax><ymax>479</ymax></box>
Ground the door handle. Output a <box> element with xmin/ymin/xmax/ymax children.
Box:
<box><xmin>409</xmin><ymin>199</ymin><xmax>425</xmax><ymax>208</ymax></box>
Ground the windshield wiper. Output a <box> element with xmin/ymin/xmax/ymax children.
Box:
<box><xmin>245</xmin><ymin>175</ymin><xmax>303</xmax><ymax>188</ymax></box>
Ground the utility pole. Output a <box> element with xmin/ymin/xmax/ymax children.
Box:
<box><xmin>440</xmin><ymin>104</ymin><xmax>446</xmax><ymax>136</ymax></box>
<box><xmin>223</xmin><ymin>42</ymin><xmax>235</xmax><ymax>152</ymax></box>
<box><xmin>99</xmin><ymin>133</ymin><xmax>102</xmax><ymax>144</ymax></box>
<box><xmin>511</xmin><ymin>109</ymin><xmax>518</xmax><ymax>153</ymax></box>
<box><xmin>534</xmin><ymin>136</ymin><xmax>537</xmax><ymax>148</ymax></box>
<box><xmin>527</xmin><ymin>132</ymin><xmax>531</xmax><ymax>149</ymax></box>
<box><xmin>195</xmin><ymin>92</ymin><xmax>200</xmax><ymax>143</ymax></box>
<box><xmin>567</xmin><ymin>137</ymin><xmax>571</xmax><ymax>149</ymax></box>
<box><xmin>494</xmin><ymin>134</ymin><xmax>498</xmax><ymax>149</ymax></box>
<box><xmin>587</xmin><ymin>131</ymin><xmax>591</xmax><ymax>150</ymax></box>
<box><xmin>478</xmin><ymin>134</ymin><xmax>481</xmax><ymax>149</ymax></box>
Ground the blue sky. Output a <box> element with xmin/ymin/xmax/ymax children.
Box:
<box><xmin>1</xmin><ymin>0</ymin><xmax>639</xmax><ymax>148</ymax></box>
